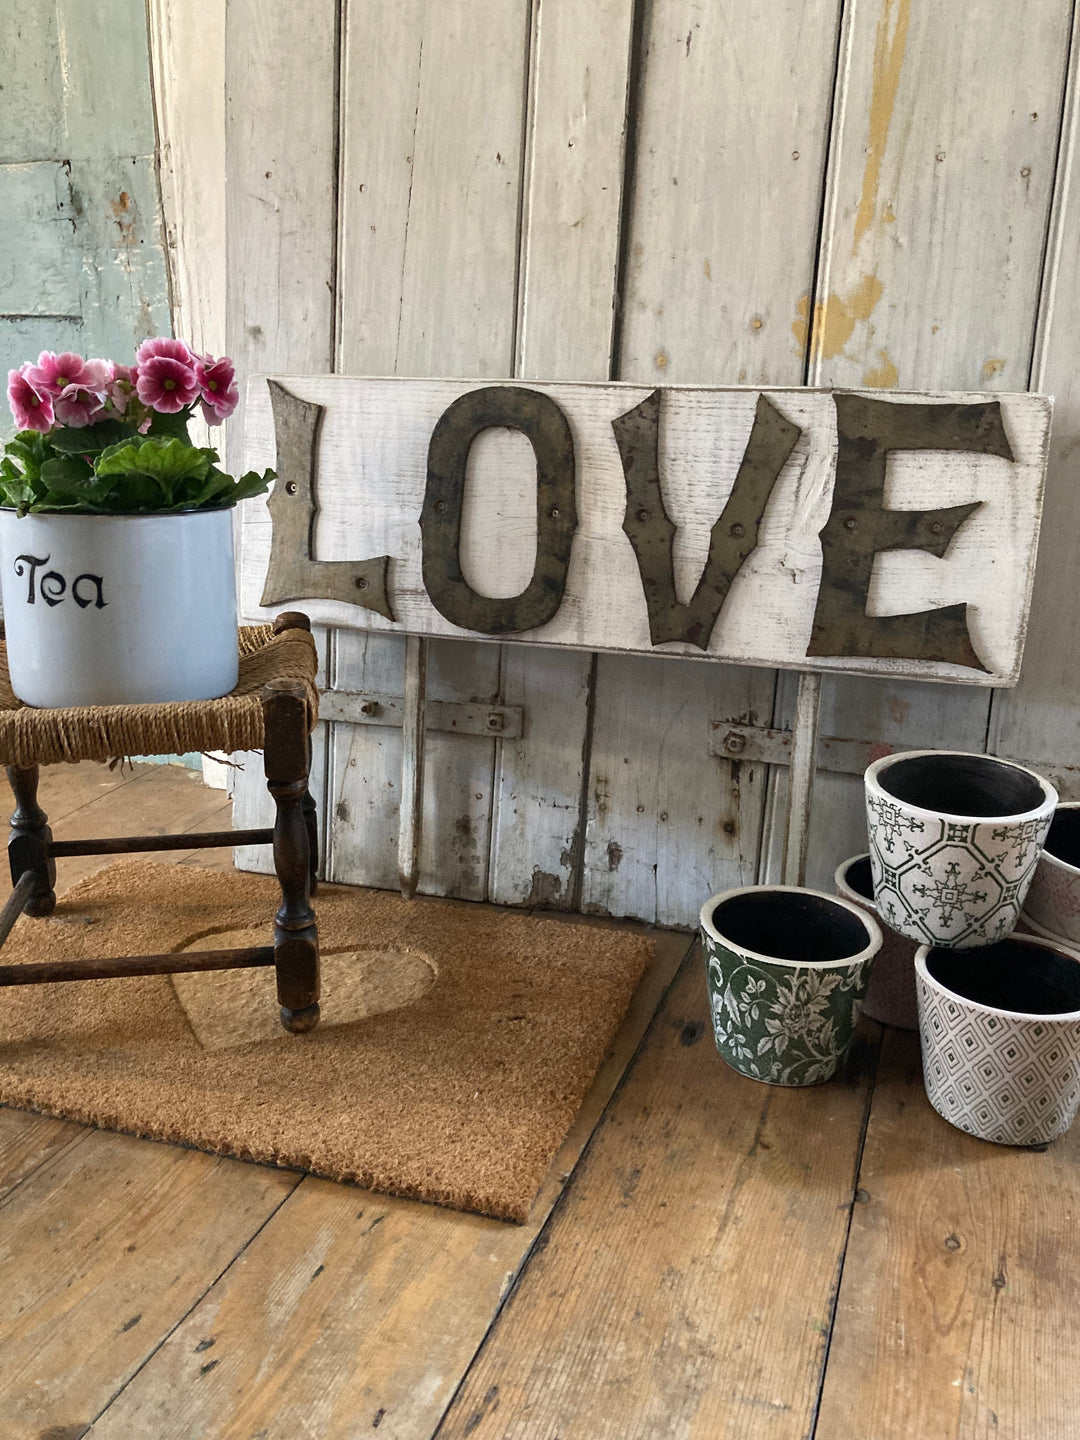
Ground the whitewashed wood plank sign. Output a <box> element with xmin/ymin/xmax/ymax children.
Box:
<box><xmin>238</xmin><ymin>377</ymin><xmax>1052</xmax><ymax>686</ymax></box>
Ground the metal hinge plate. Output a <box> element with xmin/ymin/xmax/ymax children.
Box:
<box><xmin>709</xmin><ymin>720</ymin><xmax>1080</xmax><ymax>795</ymax></box>
<box><xmin>321</xmin><ymin>690</ymin><xmax>524</xmax><ymax>739</ymax></box>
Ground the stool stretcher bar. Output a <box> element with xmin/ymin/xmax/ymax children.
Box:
<box><xmin>48</xmin><ymin>827</ymin><xmax>274</xmax><ymax>858</ymax></box>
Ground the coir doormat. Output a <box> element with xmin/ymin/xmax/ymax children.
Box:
<box><xmin>0</xmin><ymin>861</ymin><xmax>653</xmax><ymax>1222</ymax></box>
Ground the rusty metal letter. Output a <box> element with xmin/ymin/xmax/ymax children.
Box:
<box><xmin>807</xmin><ymin>395</ymin><xmax>1013</xmax><ymax>671</ymax></box>
<box><xmin>260</xmin><ymin>380</ymin><xmax>394</xmax><ymax>620</ymax></box>
<box><xmin>614</xmin><ymin>390</ymin><xmax>802</xmax><ymax>649</ymax></box>
<box><xmin>421</xmin><ymin>386</ymin><xmax>577</xmax><ymax>634</ymax></box>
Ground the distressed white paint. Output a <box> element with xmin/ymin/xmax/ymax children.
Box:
<box><xmin>240</xmin><ymin>376</ymin><xmax>1049</xmax><ymax>686</ymax></box>
<box><xmin>762</xmin><ymin>0</ymin><xmax>1075</xmax><ymax>888</ymax></box>
<box><xmin>989</xmin><ymin>18</ymin><xmax>1080</xmax><ymax>780</ymax></box>
<box><xmin>200</xmin><ymin>0</ymin><xmax>1080</xmax><ymax>925</ymax></box>
<box><xmin>487</xmin><ymin>0</ymin><xmax>635</xmax><ymax>911</ymax></box>
<box><xmin>224</xmin><ymin>0</ymin><xmax>338</xmax><ymax>876</ymax></box>
<box><xmin>147</xmin><ymin>0</ymin><xmax>227</xmax><ymax>368</ymax></box>
<box><xmin>584</xmin><ymin>0</ymin><xmax>846</xmax><ymax>925</ymax></box>
<box><xmin>327</xmin><ymin>0</ymin><xmax>532</xmax><ymax>902</ymax></box>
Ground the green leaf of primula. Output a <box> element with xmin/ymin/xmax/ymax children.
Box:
<box><xmin>96</xmin><ymin>437</ymin><xmax>215</xmax><ymax>487</ymax></box>
<box><xmin>40</xmin><ymin>453</ymin><xmax>101</xmax><ymax>494</ymax></box>
<box><xmin>48</xmin><ymin>420</ymin><xmax>129</xmax><ymax>454</ymax></box>
<box><xmin>228</xmin><ymin>468</ymin><xmax>275</xmax><ymax>503</ymax></box>
<box><xmin>144</xmin><ymin>409</ymin><xmax>193</xmax><ymax>443</ymax></box>
<box><xmin>2</xmin><ymin>430</ymin><xmax>52</xmax><ymax>482</ymax></box>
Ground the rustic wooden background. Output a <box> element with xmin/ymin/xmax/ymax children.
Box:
<box><xmin>156</xmin><ymin>0</ymin><xmax>1080</xmax><ymax>928</ymax></box>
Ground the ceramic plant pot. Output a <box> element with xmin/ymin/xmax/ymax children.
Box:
<box><xmin>834</xmin><ymin>853</ymin><xmax>919</xmax><ymax>1030</ymax></box>
<box><xmin>915</xmin><ymin>935</ymin><xmax>1080</xmax><ymax>1146</ymax></box>
<box><xmin>865</xmin><ymin>750</ymin><xmax>1056</xmax><ymax>950</ymax></box>
<box><xmin>700</xmin><ymin>885</ymin><xmax>882</xmax><ymax>1087</ymax></box>
<box><xmin>1021</xmin><ymin>802</ymin><xmax>1080</xmax><ymax>949</ymax></box>
<box><xmin>0</xmin><ymin>507</ymin><xmax>239</xmax><ymax>707</ymax></box>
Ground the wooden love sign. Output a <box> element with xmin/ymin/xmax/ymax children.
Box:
<box><xmin>239</xmin><ymin>378</ymin><xmax>1052</xmax><ymax>686</ymax></box>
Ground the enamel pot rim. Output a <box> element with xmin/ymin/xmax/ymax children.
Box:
<box><xmin>865</xmin><ymin>748</ymin><xmax>1057</xmax><ymax>826</ymax></box>
<box><xmin>700</xmin><ymin>883</ymin><xmax>883</xmax><ymax>970</ymax></box>
<box><xmin>915</xmin><ymin>936</ymin><xmax>1080</xmax><ymax>1022</ymax></box>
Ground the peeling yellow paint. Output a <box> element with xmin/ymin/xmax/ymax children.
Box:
<box><xmin>882</xmin><ymin>200</ymin><xmax>896</xmax><ymax>224</ymax></box>
<box><xmin>853</xmin><ymin>0</ymin><xmax>911</xmax><ymax>253</ymax></box>
<box><xmin>704</xmin><ymin>258</ymin><xmax>711</xmax><ymax>280</ymax></box>
<box><xmin>655</xmin><ymin>351</ymin><xmax>668</xmax><ymax>369</ymax></box>
<box><xmin>791</xmin><ymin>273</ymin><xmax>884</xmax><ymax>360</ymax></box>
<box><xmin>981</xmin><ymin>358</ymin><xmax>1006</xmax><ymax>382</ymax></box>
<box><xmin>862</xmin><ymin>348</ymin><xmax>899</xmax><ymax>387</ymax></box>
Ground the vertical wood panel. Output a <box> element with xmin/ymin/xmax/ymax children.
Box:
<box><xmin>585</xmin><ymin>0</ymin><xmax>844</xmax><ymax>925</ymax></box>
<box><xmin>763</xmin><ymin>0</ymin><xmax>1074</xmax><ymax>888</ymax></box>
<box><xmin>226</xmin><ymin>0</ymin><xmax>338</xmax><ymax>873</ymax></box>
<box><xmin>328</xmin><ymin>0</ymin><xmax>531</xmax><ymax>900</ymax></box>
<box><xmin>989</xmin><ymin>14</ymin><xmax>1080</xmax><ymax>776</ymax></box>
<box><xmin>488</xmin><ymin>0</ymin><xmax>635</xmax><ymax>909</ymax></box>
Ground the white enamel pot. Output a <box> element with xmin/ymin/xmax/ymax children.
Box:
<box><xmin>1021</xmin><ymin>802</ymin><xmax>1080</xmax><ymax>949</ymax></box>
<box><xmin>865</xmin><ymin>750</ymin><xmax>1056</xmax><ymax>949</ymax></box>
<box><xmin>915</xmin><ymin>935</ymin><xmax>1080</xmax><ymax>1146</ymax></box>
<box><xmin>0</xmin><ymin>507</ymin><xmax>239</xmax><ymax>707</ymax></box>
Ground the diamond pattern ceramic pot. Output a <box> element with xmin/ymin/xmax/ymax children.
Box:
<box><xmin>865</xmin><ymin>750</ymin><xmax>1056</xmax><ymax>949</ymax></box>
<box><xmin>915</xmin><ymin>936</ymin><xmax>1080</xmax><ymax>1146</ymax></box>
<box><xmin>834</xmin><ymin>854</ymin><xmax>919</xmax><ymax>1030</ymax></box>
<box><xmin>1021</xmin><ymin>802</ymin><xmax>1080</xmax><ymax>949</ymax></box>
<box><xmin>700</xmin><ymin>885</ymin><xmax>882</xmax><ymax>1087</ymax></box>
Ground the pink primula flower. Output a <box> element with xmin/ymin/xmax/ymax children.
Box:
<box><xmin>135</xmin><ymin>355</ymin><xmax>199</xmax><ymax>413</ymax></box>
<box><xmin>135</xmin><ymin>336</ymin><xmax>196</xmax><ymax>369</ymax></box>
<box><xmin>54</xmin><ymin>382</ymin><xmax>109</xmax><ymax>428</ymax></box>
<box><xmin>195</xmin><ymin>354</ymin><xmax>239</xmax><ymax>425</ymax></box>
<box><xmin>24</xmin><ymin>351</ymin><xmax>104</xmax><ymax>399</ymax></box>
<box><xmin>8</xmin><ymin>365</ymin><xmax>55</xmax><ymax>432</ymax></box>
<box><xmin>106</xmin><ymin>362</ymin><xmax>138</xmax><ymax>416</ymax></box>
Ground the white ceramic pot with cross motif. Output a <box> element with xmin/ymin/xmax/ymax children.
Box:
<box><xmin>915</xmin><ymin>935</ymin><xmax>1080</xmax><ymax>1146</ymax></box>
<box><xmin>865</xmin><ymin>750</ymin><xmax>1056</xmax><ymax>950</ymax></box>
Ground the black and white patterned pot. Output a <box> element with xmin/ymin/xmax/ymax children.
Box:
<box><xmin>865</xmin><ymin>750</ymin><xmax>1056</xmax><ymax>950</ymax></box>
<box><xmin>915</xmin><ymin>936</ymin><xmax>1080</xmax><ymax>1146</ymax></box>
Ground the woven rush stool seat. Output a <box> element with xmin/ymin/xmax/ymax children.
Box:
<box><xmin>0</xmin><ymin>612</ymin><xmax>324</xmax><ymax>1034</ymax></box>
<box><xmin>0</xmin><ymin>621</ymin><xmax>318</xmax><ymax>769</ymax></box>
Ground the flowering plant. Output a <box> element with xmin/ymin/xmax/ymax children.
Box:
<box><xmin>1</xmin><ymin>338</ymin><xmax>272</xmax><ymax>516</ymax></box>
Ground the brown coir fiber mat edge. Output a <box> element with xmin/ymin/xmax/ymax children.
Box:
<box><xmin>0</xmin><ymin>861</ymin><xmax>653</xmax><ymax>1222</ymax></box>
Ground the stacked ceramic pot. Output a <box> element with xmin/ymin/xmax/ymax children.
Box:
<box><xmin>862</xmin><ymin>750</ymin><xmax>1080</xmax><ymax>1148</ymax></box>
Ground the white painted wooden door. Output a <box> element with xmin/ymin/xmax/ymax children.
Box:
<box><xmin>219</xmin><ymin>0</ymin><xmax>1080</xmax><ymax>928</ymax></box>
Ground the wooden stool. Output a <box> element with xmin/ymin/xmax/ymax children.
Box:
<box><xmin>0</xmin><ymin>612</ymin><xmax>322</xmax><ymax>1033</ymax></box>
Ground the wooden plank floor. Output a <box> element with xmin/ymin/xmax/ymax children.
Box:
<box><xmin>1</xmin><ymin>762</ymin><xmax>1077</xmax><ymax>1440</ymax></box>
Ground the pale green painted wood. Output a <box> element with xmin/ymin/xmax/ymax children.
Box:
<box><xmin>0</xmin><ymin>0</ymin><xmax>170</xmax><ymax>414</ymax></box>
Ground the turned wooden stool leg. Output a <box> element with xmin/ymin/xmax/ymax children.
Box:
<box><xmin>6</xmin><ymin>765</ymin><xmax>57</xmax><ymax>918</ymax></box>
<box><xmin>303</xmin><ymin>743</ymin><xmax>319</xmax><ymax>898</ymax></box>
<box><xmin>272</xmin><ymin>610</ymin><xmax>319</xmax><ymax>896</ymax></box>
<box><xmin>263</xmin><ymin>679</ymin><xmax>320</xmax><ymax>1034</ymax></box>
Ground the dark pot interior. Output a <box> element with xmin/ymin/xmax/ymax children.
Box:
<box><xmin>877</xmin><ymin>753</ymin><xmax>1045</xmax><ymax>819</ymax></box>
<box><xmin>709</xmin><ymin>890</ymin><xmax>871</xmax><ymax>963</ymax></box>
<box><xmin>843</xmin><ymin>856</ymin><xmax>874</xmax><ymax>903</ymax></box>
<box><xmin>926</xmin><ymin>940</ymin><xmax>1080</xmax><ymax>1015</ymax></box>
<box><xmin>1044</xmin><ymin>806</ymin><xmax>1080</xmax><ymax>870</ymax></box>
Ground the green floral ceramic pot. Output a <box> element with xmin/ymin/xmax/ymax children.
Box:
<box><xmin>700</xmin><ymin>885</ymin><xmax>882</xmax><ymax>1087</ymax></box>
